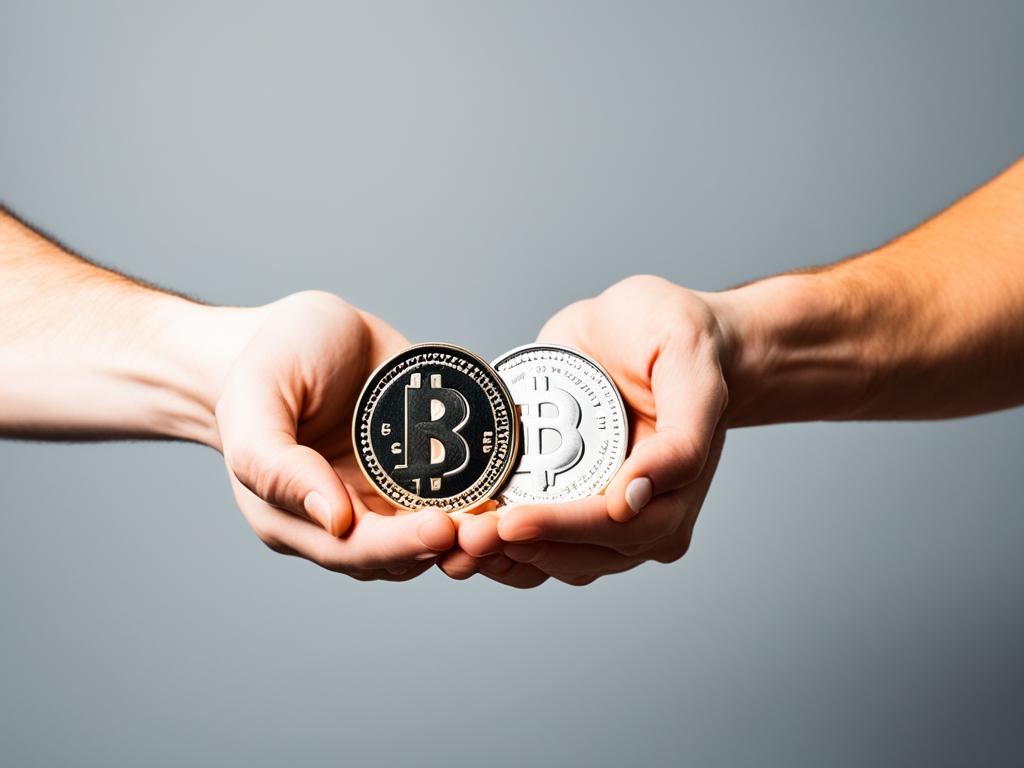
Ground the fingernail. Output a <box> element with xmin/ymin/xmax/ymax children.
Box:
<box><xmin>304</xmin><ymin>491</ymin><xmax>333</xmax><ymax>533</ymax></box>
<box><xmin>625</xmin><ymin>477</ymin><xmax>653</xmax><ymax>517</ymax></box>
<box><xmin>480</xmin><ymin>554</ymin><xmax>515</xmax><ymax>575</ymax></box>
<box><xmin>504</xmin><ymin>543</ymin><xmax>542</xmax><ymax>563</ymax></box>
<box><xmin>417</xmin><ymin>516</ymin><xmax>454</xmax><ymax>551</ymax></box>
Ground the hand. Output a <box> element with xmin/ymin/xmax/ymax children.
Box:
<box><xmin>451</xmin><ymin>275</ymin><xmax>730</xmax><ymax>587</ymax></box>
<box><xmin>214</xmin><ymin>291</ymin><xmax>456</xmax><ymax>580</ymax></box>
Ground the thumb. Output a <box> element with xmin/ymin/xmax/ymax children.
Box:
<box><xmin>217</xmin><ymin>379</ymin><xmax>354</xmax><ymax>536</ymax></box>
<box><xmin>225</xmin><ymin>437</ymin><xmax>354</xmax><ymax>537</ymax></box>
<box><xmin>605</xmin><ymin>337</ymin><xmax>727</xmax><ymax>522</ymax></box>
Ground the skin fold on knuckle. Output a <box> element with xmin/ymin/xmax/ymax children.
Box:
<box><xmin>611</xmin><ymin>513</ymin><xmax>682</xmax><ymax>556</ymax></box>
<box><xmin>652</xmin><ymin>531</ymin><xmax>692</xmax><ymax>564</ymax></box>
<box><xmin>309</xmin><ymin>538</ymin><xmax>355</xmax><ymax>574</ymax></box>
<box><xmin>648</xmin><ymin>430</ymin><xmax>704</xmax><ymax>485</ymax></box>
<box><xmin>258</xmin><ymin>535</ymin><xmax>290</xmax><ymax>556</ymax></box>
<box><xmin>230</xmin><ymin>440</ymin><xmax>289</xmax><ymax>505</ymax></box>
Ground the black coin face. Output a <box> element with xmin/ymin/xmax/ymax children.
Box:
<box><xmin>353</xmin><ymin>344</ymin><xmax>519</xmax><ymax>511</ymax></box>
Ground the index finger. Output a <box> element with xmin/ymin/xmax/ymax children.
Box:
<box><xmin>234</xmin><ymin>476</ymin><xmax>454</xmax><ymax>572</ymax></box>
<box><xmin>496</xmin><ymin>493</ymin><xmax>683</xmax><ymax>553</ymax></box>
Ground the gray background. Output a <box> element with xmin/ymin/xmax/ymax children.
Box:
<box><xmin>1</xmin><ymin>1</ymin><xmax>1022</xmax><ymax>765</ymax></box>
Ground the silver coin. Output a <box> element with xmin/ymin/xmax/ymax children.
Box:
<box><xmin>492</xmin><ymin>344</ymin><xmax>628</xmax><ymax>505</ymax></box>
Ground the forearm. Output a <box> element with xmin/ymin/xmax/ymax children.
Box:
<box><xmin>0</xmin><ymin>210</ymin><xmax>259</xmax><ymax>446</ymax></box>
<box><xmin>712</xmin><ymin>158</ymin><xmax>1024</xmax><ymax>426</ymax></box>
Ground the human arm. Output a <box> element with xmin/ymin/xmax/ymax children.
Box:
<box><xmin>455</xmin><ymin>157</ymin><xmax>1024</xmax><ymax>587</ymax></box>
<box><xmin>0</xmin><ymin>208</ymin><xmax>454</xmax><ymax>578</ymax></box>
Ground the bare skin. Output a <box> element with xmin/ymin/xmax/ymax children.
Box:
<box><xmin>2</xmin><ymin>159</ymin><xmax>1022</xmax><ymax>586</ymax></box>
<box><xmin>0</xmin><ymin>211</ymin><xmax>454</xmax><ymax>579</ymax></box>
<box><xmin>452</xmin><ymin>158</ymin><xmax>1024</xmax><ymax>587</ymax></box>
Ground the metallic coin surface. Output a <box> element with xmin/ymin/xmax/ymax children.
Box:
<box><xmin>493</xmin><ymin>344</ymin><xmax>628</xmax><ymax>505</ymax></box>
<box><xmin>353</xmin><ymin>343</ymin><xmax>519</xmax><ymax>512</ymax></box>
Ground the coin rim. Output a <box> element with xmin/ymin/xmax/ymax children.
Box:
<box><xmin>491</xmin><ymin>343</ymin><xmax>629</xmax><ymax>503</ymax></box>
<box><xmin>352</xmin><ymin>342</ymin><xmax>521</xmax><ymax>512</ymax></box>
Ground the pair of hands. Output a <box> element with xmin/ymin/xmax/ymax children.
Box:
<box><xmin>214</xmin><ymin>276</ymin><xmax>731</xmax><ymax>587</ymax></box>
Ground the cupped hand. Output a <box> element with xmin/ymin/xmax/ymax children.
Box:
<box><xmin>215</xmin><ymin>291</ymin><xmax>455</xmax><ymax>580</ymax></box>
<box><xmin>451</xmin><ymin>275</ymin><xmax>731</xmax><ymax>586</ymax></box>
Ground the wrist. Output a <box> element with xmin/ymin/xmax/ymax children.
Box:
<box><xmin>145</xmin><ymin>296</ymin><xmax>266</xmax><ymax>447</ymax></box>
<box><xmin>704</xmin><ymin>270</ymin><xmax>875</xmax><ymax>427</ymax></box>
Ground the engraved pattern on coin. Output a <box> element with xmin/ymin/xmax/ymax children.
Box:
<box><xmin>517</xmin><ymin>376</ymin><xmax>584</xmax><ymax>491</ymax></box>
<box><xmin>353</xmin><ymin>344</ymin><xmax>518</xmax><ymax>511</ymax></box>
<box><xmin>493</xmin><ymin>345</ymin><xmax>628</xmax><ymax>505</ymax></box>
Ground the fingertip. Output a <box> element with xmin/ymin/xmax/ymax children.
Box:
<box><xmin>331</xmin><ymin>484</ymin><xmax>356</xmax><ymax>535</ymax></box>
<box><xmin>303</xmin><ymin>491</ymin><xmax>333</xmax><ymax>533</ymax></box>
<box><xmin>624</xmin><ymin>476</ymin><xmax>653</xmax><ymax>517</ymax></box>
<box><xmin>605</xmin><ymin>491</ymin><xmax>635</xmax><ymax>523</ymax></box>
<box><xmin>604</xmin><ymin>469</ymin><xmax>640</xmax><ymax>522</ymax></box>
<box><xmin>303</xmin><ymin>486</ymin><xmax>354</xmax><ymax>536</ymax></box>
<box><xmin>416</xmin><ymin>509</ymin><xmax>456</xmax><ymax>552</ymax></box>
<box><xmin>496</xmin><ymin>507</ymin><xmax>541</xmax><ymax>543</ymax></box>
<box><xmin>458</xmin><ymin>513</ymin><xmax>502</xmax><ymax>557</ymax></box>
<box><xmin>437</xmin><ymin>549</ymin><xmax>477</xmax><ymax>580</ymax></box>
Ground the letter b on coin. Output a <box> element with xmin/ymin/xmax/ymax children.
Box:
<box><xmin>393</xmin><ymin>373</ymin><xmax>470</xmax><ymax>490</ymax></box>
<box><xmin>353</xmin><ymin>344</ymin><xmax>518</xmax><ymax>511</ymax></box>
<box><xmin>493</xmin><ymin>344</ymin><xmax>628</xmax><ymax>505</ymax></box>
<box><xmin>517</xmin><ymin>375</ymin><xmax>584</xmax><ymax>491</ymax></box>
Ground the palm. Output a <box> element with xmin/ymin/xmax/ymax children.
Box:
<box><xmin>536</xmin><ymin>283</ymin><xmax>719</xmax><ymax>478</ymax></box>
<box><xmin>283</xmin><ymin>310</ymin><xmax>409</xmax><ymax>519</ymax></box>
<box><xmin>217</xmin><ymin>292</ymin><xmax>455</xmax><ymax>579</ymax></box>
<box><xmin>455</xmin><ymin>277</ymin><xmax>729</xmax><ymax>587</ymax></box>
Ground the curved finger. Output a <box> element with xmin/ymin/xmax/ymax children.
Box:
<box><xmin>436</xmin><ymin>549</ymin><xmax>478</xmax><ymax>580</ymax></box>
<box><xmin>456</xmin><ymin>510</ymin><xmax>502</xmax><ymax>557</ymax></box>
<box><xmin>240</xmin><ymin>484</ymin><xmax>454</xmax><ymax>572</ymax></box>
<box><xmin>477</xmin><ymin>559</ymin><xmax>550</xmax><ymax>589</ymax></box>
<box><xmin>503</xmin><ymin>540</ymin><xmax>643</xmax><ymax>582</ymax></box>
<box><xmin>496</xmin><ymin>493</ymin><xmax>684</xmax><ymax>554</ymax></box>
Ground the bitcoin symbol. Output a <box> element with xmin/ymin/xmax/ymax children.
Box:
<box><xmin>393</xmin><ymin>372</ymin><xmax>469</xmax><ymax>493</ymax></box>
<box><xmin>517</xmin><ymin>376</ymin><xmax>584</xmax><ymax>491</ymax></box>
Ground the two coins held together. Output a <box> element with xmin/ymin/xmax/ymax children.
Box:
<box><xmin>353</xmin><ymin>343</ymin><xmax>628</xmax><ymax>512</ymax></box>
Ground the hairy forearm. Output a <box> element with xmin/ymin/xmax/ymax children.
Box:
<box><xmin>0</xmin><ymin>210</ymin><xmax>259</xmax><ymax>446</ymax></box>
<box><xmin>712</xmin><ymin>158</ymin><xmax>1024</xmax><ymax>425</ymax></box>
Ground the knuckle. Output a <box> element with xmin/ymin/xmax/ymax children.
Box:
<box><xmin>248</xmin><ymin>518</ymin><xmax>283</xmax><ymax>551</ymax></box>
<box><xmin>608</xmin><ymin>274</ymin><xmax>669</xmax><ymax>297</ymax></box>
<box><xmin>511</xmin><ymin>575</ymin><xmax>550</xmax><ymax>590</ymax></box>
<box><xmin>213</xmin><ymin>395</ymin><xmax>229</xmax><ymax>425</ymax></box>
<box><xmin>716</xmin><ymin>376</ymin><xmax>729</xmax><ymax>414</ymax></box>
<box><xmin>310</xmin><ymin>540</ymin><xmax>351</xmax><ymax>573</ymax></box>
<box><xmin>538</xmin><ymin>298</ymin><xmax>596</xmax><ymax>344</ymax></box>
<box><xmin>654</xmin><ymin>532</ymin><xmax>692</xmax><ymax>564</ymax></box>
<box><xmin>255</xmin><ymin>530</ymin><xmax>288</xmax><ymax>555</ymax></box>
<box><xmin>285</xmin><ymin>291</ymin><xmax>360</xmax><ymax>327</ymax></box>
<box><xmin>263</xmin><ymin>539</ymin><xmax>290</xmax><ymax>556</ymax></box>
<box><xmin>248</xmin><ymin>446</ymin><xmax>297</xmax><ymax>508</ymax></box>
<box><xmin>288</xmin><ymin>289</ymin><xmax>346</xmax><ymax>312</ymax></box>
<box><xmin>562</xmin><ymin>574</ymin><xmax>597</xmax><ymax>587</ymax></box>
<box><xmin>661</xmin><ymin>432</ymin><xmax>704</xmax><ymax>479</ymax></box>
<box><xmin>620</xmin><ymin>504</ymin><xmax>688</xmax><ymax>553</ymax></box>
<box><xmin>615</xmin><ymin>541</ymin><xmax>651</xmax><ymax>557</ymax></box>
